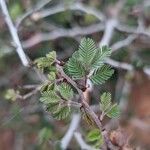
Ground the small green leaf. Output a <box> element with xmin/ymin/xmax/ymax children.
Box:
<box><xmin>53</xmin><ymin>105</ymin><xmax>70</xmax><ymax>120</ymax></box>
<box><xmin>106</xmin><ymin>104</ymin><xmax>120</xmax><ymax>119</ymax></box>
<box><xmin>38</xmin><ymin>127</ymin><xmax>52</xmax><ymax>144</ymax></box>
<box><xmin>78</xmin><ymin>38</ymin><xmax>97</xmax><ymax>66</ymax></box>
<box><xmin>67</xmin><ymin>53</ymin><xmax>86</xmax><ymax>79</ymax></box>
<box><xmin>86</xmin><ymin>129</ymin><xmax>103</xmax><ymax>148</ymax></box>
<box><xmin>40</xmin><ymin>83</ymin><xmax>55</xmax><ymax>92</ymax></box>
<box><xmin>40</xmin><ymin>91</ymin><xmax>60</xmax><ymax>104</ymax></box>
<box><xmin>90</xmin><ymin>65</ymin><xmax>114</xmax><ymax>85</ymax></box>
<box><xmin>48</xmin><ymin>72</ymin><xmax>56</xmax><ymax>81</ymax></box>
<box><xmin>91</xmin><ymin>45</ymin><xmax>111</xmax><ymax>70</ymax></box>
<box><xmin>34</xmin><ymin>51</ymin><xmax>56</xmax><ymax>71</ymax></box>
<box><xmin>87</xmin><ymin>129</ymin><xmax>101</xmax><ymax>142</ymax></box>
<box><xmin>34</xmin><ymin>57</ymin><xmax>50</xmax><ymax>70</ymax></box>
<box><xmin>46</xmin><ymin>102</ymin><xmax>59</xmax><ymax>112</ymax></box>
<box><xmin>5</xmin><ymin>89</ymin><xmax>19</xmax><ymax>101</ymax></box>
<box><xmin>100</xmin><ymin>92</ymin><xmax>120</xmax><ymax>119</ymax></box>
<box><xmin>46</xmin><ymin>51</ymin><xmax>56</xmax><ymax>63</ymax></box>
<box><xmin>58</xmin><ymin>83</ymin><xmax>73</xmax><ymax>100</ymax></box>
<box><xmin>100</xmin><ymin>92</ymin><xmax>112</xmax><ymax>112</ymax></box>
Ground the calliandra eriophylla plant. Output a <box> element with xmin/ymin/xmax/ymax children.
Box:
<box><xmin>6</xmin><ymin>38</ymin><xmax>120</xmax><ymax>149</ymax></box>
<box><xmin>34</xmin><ymin>38</ymin><xmax>120</xmax><ymax>148</ymax></box>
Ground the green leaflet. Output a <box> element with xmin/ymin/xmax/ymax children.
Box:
<box><xmin>5</xmin><ymin>89</ymin><xmax>19</xmax><ymax>101</ymax></box>
<box><xmin>34</xmin><ymin>57</ymin><xmax>50</xmax><ymax>71</ymax></box>
<box><xmin>40</xmin><ymin>91</ymin><xmax>71</xmax><ymax>119</ymax></box>
<box><xmin>90</xmin><ymin>65</ymin><xmax>114</xmax><ymax>85</ymax></box>
<box><xmin>91</xmin><ymin>45</ymin><xmax>111</xmax><ymax>70</ymax></box>
<box><xmin>52</xmin><ymin>105</ymin><xmax>70</xmax><ymax>120</ymax></box>
<box><xmin>67</xmin><ymin>54</ymin><xmax>86</xmax><ymax>79</ymax></box>
<box><xmin>46</xmin><ymin>51</ymin><xmax>56</xmax><ymax>62</ymax></box>
<box><xmin>40</xmin><ymin>91</ymin><xmax>60</xmax><ymax>113</ymax></box>
<box><xmin>40</xmin><ymin>87</ymin><xmax>72</xmax><ymax>120</ymax></box>
<box><xmin>100</xmin><ymin>92</ymin><xmax>112</xmax><ymax>112</ymax></box>
<box><xmin>46</xmin><ymin>102</ymin><xmax>60</xmax><ymax>112</ymax></box>
<box><xmin>38</xmin><ymin>127</ymin><xmax>52</xmax><ymax>144</ymax></box>
<box><xmin>34</xmin><ymin>51</ymin><xmax>56</xmax><ymax>71</ymax></box>
<box><xmin>57</xmin><ymin>83</ymin><xmax>73</xmax><ymax>100</ymax></box>
<box><xmin>40</xmin><ymin>91</ymin><xmax>60</xmax><ymax>104</ymax></box>
<box><xmin>78</xmin><ymin>38</ymin><xmax>97</xmax><ymax>66</ymax></box>
<box><xmin>106</xmin><ymin>104</ymin><xmax>120</xmax><ymax>119</ymax></box>
<box><xmin>40</xmin><ymin>83</ymin><xmax>55</xmax><ymax>92</ymax></box>
<box><xmin>100</xmin><ymin>92</ymin><xmax>120</xmax><ymax>119</ymax></box>
<box><xmin>86</xmin><ymin>129</ymin><xmax>103</xmax><ymax>148</ymax></box>
<box><xmin>47</xmin><ymin>72</ymin><xmax>56</xmax><ymax>81</ymax></box>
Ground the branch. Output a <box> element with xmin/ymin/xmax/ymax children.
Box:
<box><xmin>18</xmin><ymin>86</ymin><xmax>41</xmax><ymax>100</ymax></box>
<box><xmin>100</xmin><ymin>19</ymin><xmax>118</xmax><ymax>47</ymax></box>
<box><xmin>0</xmin><ymin>0</ymin><xmax>29</xmax><ymax>66</ymax></box>
<box><xmin>116</xmin><ymin>24</ymin><xmax>150</xmax><ymax>37</ymax></box>
<box><xmin>105</xmin><ymin>58</ymin><xmax>133</xmax><ymax>71</ymax></box>
<box><xmin>111</xmin><ymin>34</ymin><xmax>137</xmax><ymax>52</ymax></box>
<box><xmin>16</xmin><ymin>0</ymin><xmax>52</xmax><ymax>28</ymax></box>
<box><xmin>32</xmin><ymin>2</ymin><xmax>105</xmax><ymax>21</ymax></box>
<box><xmin>61</xmin><ymin>114</ymin><xmax>81</xmax><ymax>149</ymax></box>
<box><xmin>22</xmin><ymin>23</ymin><xmax>104</xmax><ymax>48</ymax></box>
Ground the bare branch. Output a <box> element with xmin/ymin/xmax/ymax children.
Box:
<box><xmin>111</xmin><ymin>34</ymin><xmax>137</xmax><ymax>52</ymax></box>
<box><xmin>18</xmin><ymin>86</ymin><xmax>41</xmax><ymax>100</ymax></box>
<box><xmin>32</xmin><ymin>2</ymin><xmax>105</xmax><ymax>21</ymax></box>
<box><xmin>61</xmin><ymin>114</ymin><xmax>81</xmax><ymax>149</ymax></box>
<box><xmin>105</xmin><ymin>58</ymin><xmax>133</xmax><ymax>71</ymax></box>
<box><xmin>100</xmin><ymin>19</ymin><xmax>118</xmax><ymax>46</ymax></box>
<box><xmin>22</xmin><ymin>23</ymin><xmax>104</xmax><ymax>48</ymax></box>
<box><xmin>143</xmin><ymin>67</ymin><xmax>150</xmax><ymax>76</ymax></box>
<box><xmin>116</xmin><ymin>24</ymin><xmax>150</xmax><ymax>37</ymax></box>
<box><xmin>0</xmin><ymin>0</ymin><xmax>29</xmax><ymax>66</ymax></box>
<box><xmin>16</xmin><ymin>0</ymin><xmax>52</xmax><ymax>28</ymax></box>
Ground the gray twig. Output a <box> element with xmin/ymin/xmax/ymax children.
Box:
<box><xmin>0</xmin><ymin>0</ymin><xmax>29</xmax><ymax>66</ymax></box>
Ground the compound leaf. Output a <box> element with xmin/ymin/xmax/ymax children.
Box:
<box><xmin>86</xmin><ymin>129</ymin><xmax>103</xmax><ymax>148</ymax></box>
<box><xmin>78</xmin><ymin>38</ymin><xmax>97</xmax><ymax>66</ymax></box>
<box><xmin>91</xmin><ymin>45</ymin><xmax>111</xmax><ymax>70</ymax></box>
<box><xmin>86</xmin><ymin>129</ymin><xmax>101</xmax><ymax>142</ymax></box>
<box><xmin>34</xmin><ymin>51</ymin><xmax>56</xmax><ymax>71</ymax></box>
<box><xmin>53</xmin><ymin>105</ymin><xmax>70</xmax><ymax>120</ymax></box>
<box><xmin>90</xmin><ymin>65</ymin><xmax>114</xmax><ymax>85</ymax></box>
<box><xmin>106</xmin><ymin>104</ymin><xmax>120</xmax><ymax>119</ymax></box>
<box><xmin>100</xmin><ymin>92</ymin><xmax>112</xmax><ymax>112</ymax></box>
<box><xmin>67</xmin><ymin>52</ymin><xmax>86</xmax><ymax>79</ymax></box>
<box><xmin>40</xmin><ymin>91</ymin><xmax>60</xmax><ymax>104</ymax></box>
<box><xmin>58</xmin><ymin>83</ymin><xmax>73</xmax><ymax>100</ymax></box>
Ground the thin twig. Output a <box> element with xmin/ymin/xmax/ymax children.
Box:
<box><xmin>100</xmin><ymin>19</ymin><xmax>118</xmax><ymax>47</ymax></box>
<box><xmin>116</xmin><ymin>24</ymin><xmax>150</xmax><ymax>37</ymax></box>
<box><xmin>32</xmin><ymin>2</ymin><xmax>105</xmax><ymax>21</ymax></box>
<box><xmin>61</xmin><ymin>114</ymin><xmax>81</xmax><ymax>149</ymax></box>
<box><xmin>0</xmin><ymin>0</ymin><xmax>29</xmax><ymax>66</ymax></box>
<box><xmin>22</xmin><ymin>23</ymin><xmax>104</xmax><ymax>48</ymax></box>
<box><xmin>105</xmin><ymin>58</ymin><xmax>133</xmax><ymax>71</ymax></box>
<box><xmin>18</xmin><ymin>86</ymin><xmax>41</xmax><ymax>100</ymax></box>
<box><xmin>111</xmin><ymin>34</ymin><xmax>137</xmax><ymax>52</ymax></box>
<box><xmin>16</xmin><ymin>0</ymin><xmax>52</xmax><ymax>28</ymax></box>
